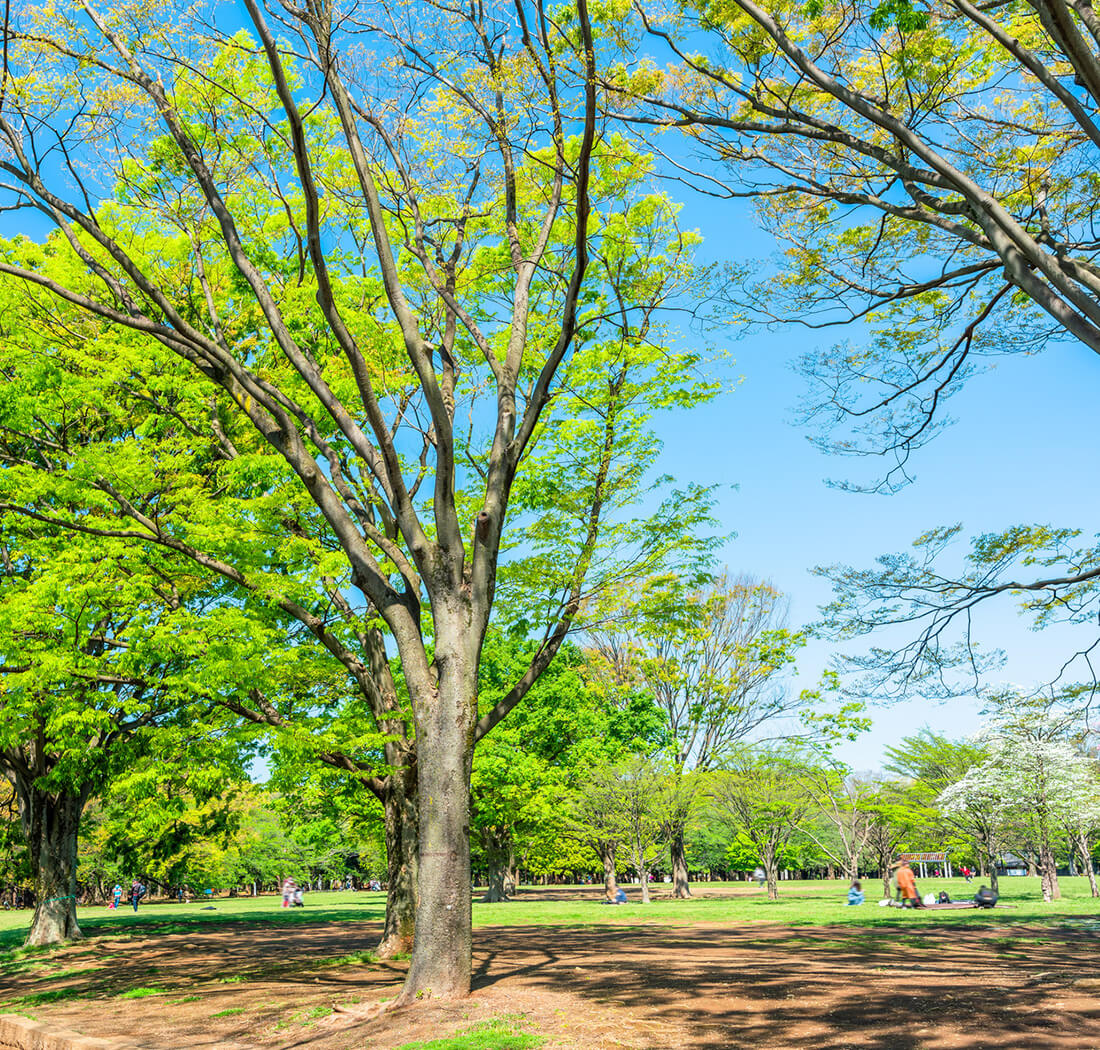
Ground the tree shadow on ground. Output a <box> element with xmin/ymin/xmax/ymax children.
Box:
<box><xmin>471</xmin><ymin>921</ymin><xmax>1100</xmax><ymax>1049</ymax></box>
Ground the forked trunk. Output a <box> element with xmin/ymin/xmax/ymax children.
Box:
<box><xmin>670</xmin><ymin>826</ymin><xmax>691</xmax><ymax>899</ymax></box>
<box><xmin>598</xmin><ymin>842</ymin><xmax>618</xmax><ymax>897</ymax></box>
<box><xmin>377</xmin><ymin>757</ymin><xmax>419</xmax><ymax>958</ymax></box>
<box><xmin>399</xmin><ymin>628</ymin><xmax>477</xmax><ymax>1001</ymax></box>
<box><xmin>16</xmin><ymin>781</ymin><xmax>85</xmax><ymax>946</ymax></box>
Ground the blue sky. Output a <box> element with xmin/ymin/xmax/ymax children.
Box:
<box><xmin>660</xmin><ymin>195</ymin><xmax>1100</xmax><ymax>768</ymax></box>
<box><xmin>6</xmin><ymin>7</ymin><xmax>1094</xmax><ymax>772</ymax></box>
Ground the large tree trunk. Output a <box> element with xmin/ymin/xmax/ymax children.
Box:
<box><xmin>15</xmin><ymin>779</ymin><xmax>84</xmax><ymax>946</ymax></box>
<box><xmin>377</xmin><ymin>757</ymin><xmax>418</xmax><ymax>958</ymax></box>
<box><xmin>399</xmin><ymin>626</ymin><xmax>477</xmax><ymax>1001</ymax></box>
<box><xmin>598</xmin><ymin>841</ymin><xmax>618</xmax><ymax>897</ymax></box>
<box><xmin>670</xmin><ymin>826</ymin><xmax>691</xmax><ymax>899</ymax></box>
<box><xmin>637</xmin><ymin>849</ymin><xmax>651</xmax><ymax>904</ymax></box>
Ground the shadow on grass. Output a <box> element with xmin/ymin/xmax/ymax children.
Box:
<box><xmin>0</xmin><ymin>897</ymin><xmax>389</xmax><ymax>953</ymax></box>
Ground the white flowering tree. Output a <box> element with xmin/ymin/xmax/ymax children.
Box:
<box><xmin>939</xmin><ymin>697</ymin><xmax>1100</xmax><ymax>902</ymax></box>
<box><xmin>1060</xmin><ymin>765</ymin><xmax>1100</xmax><ymax>897</ymax></box>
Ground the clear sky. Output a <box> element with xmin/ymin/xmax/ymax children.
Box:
<box><xmin>661</xmin><ymin>195</ymin><xmax>1100</xmax><ymax>769</ymax></box>
<box><xmin>6</xmin><ymin>12</ymin><xmax>1094</xmax><ymax>772</ymax></box>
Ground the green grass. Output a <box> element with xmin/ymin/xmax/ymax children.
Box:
<box><xmin>115</xmin><ymin>986</ymin><xmax>168</xmax><ymax>999</ymax></box>
<box><xmin>1</xmin><ymin>879</ymin><xmax>1099</xmax><ymax>957</ymax></box>
<box><xmin>468</xmin><ymin>876</ymin><xmax>1100</xmax><ymax>931</ymax></box>
<box><xmin>211</xmin><ymin>1007</ymin><xmax>245</xmax><ymax>1017</ymax></box>
<box><xmin>392</xmin><ymin>1016</ymin><xmax>544</xmax><ymax>1050</ymax></box>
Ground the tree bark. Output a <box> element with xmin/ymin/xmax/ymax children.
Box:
<box><xmin>762</xmin><ymin>843</ymin><xmax>780</xmax><ymax>901</ymax></box>
<box><xmin>399</xmin><ymin>623</ymin><xmax>477</xmax><ymax>1001</ymax></box>
<box><xmin>669</xmin><ymin>826</ymin><xmax>692</xmax><ymax>899</ymax></box>
<box><xmin>845</xmin><ymin>849</ymin><xmax>860</xmax><ymax>882</ymax></box>
<box><xmin>481</xmin><ymin>827</ymin><xmax>513</xmax><ymax>902</ymax></box>
<box><xmin>598</xmin><ymin>842</ymin><xmax>618</xmax><ymax>897</ymax></box>
<box><xmin>879</xmin><ymin>851</ymin><xmax>892</xmax><ymax>900</ymax></box>
<box><xmin>1039</xmin><ymin>841</ymin><xmax>1060</xmax><ymax>902</ymax></box>
<box><xmin>14</xmin><ymin>778</ymin><xmax>85</xmax><ymax>946</ymax></box>
<box><xmin>377</xmin><ymin>758</ymin><xmax>419</xmax><ymax>957</ymax></box>
<box><xmin>1074</xmin><ymin>833</ymin><xmax>1099</xmax><ymax>897</ymax></box>
<box><xmin>504</xmin><ymin>848</ymin><xmax>518</xmax><ymax>897</ymax></box>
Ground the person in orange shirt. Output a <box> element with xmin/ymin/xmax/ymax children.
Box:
<box><xmin>894</xmin><ymin>860</ymin><xmax>925</xmax><ymax>908</ymax></box>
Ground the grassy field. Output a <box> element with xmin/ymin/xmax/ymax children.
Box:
<box><xmin>2</xmin><ymin>875</ymin><xmax>1098</xmax><ymax>954</ymax></box>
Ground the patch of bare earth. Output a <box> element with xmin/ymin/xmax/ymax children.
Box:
<box><xmin>4</xmin><ymin>906</ymin><xmax>1100</xmax><ymax>1048</ymax></box>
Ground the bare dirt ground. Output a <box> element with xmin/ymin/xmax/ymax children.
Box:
<box><xmin>5</xmin><ymin>892</ymin><xmax>1100</xmax><ymax>1049</ymax></box>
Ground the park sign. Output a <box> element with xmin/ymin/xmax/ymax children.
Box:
<box><xmin>899</xmin><ymin>853</ymin><xmax>949</xmax><ymax>863</ymax></box>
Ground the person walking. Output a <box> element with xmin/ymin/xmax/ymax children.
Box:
<box><xmin>281</xmin><ymin>877</ymin><xmax>296</xmax><ymax>909</ymax></box>
<box><xmin>111</xmin><ymin>884</ymin><xmax>122</xmax><ymax>910</ymax></box>
<box><xmin>130</xmin><ymin>880</ymin><xmax>145</xmax><ymax>912</ymax></box>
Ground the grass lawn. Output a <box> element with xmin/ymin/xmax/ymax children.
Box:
<box><xmin>2</xmin><ymin>875</ymin><xmax>1098</xmax><ymax>955</ymax></box>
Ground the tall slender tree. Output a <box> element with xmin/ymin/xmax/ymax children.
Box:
<box><xmin>593</xmin><ymin>574</ymin><xmax>803</xmax><ymax>896</ymax></box>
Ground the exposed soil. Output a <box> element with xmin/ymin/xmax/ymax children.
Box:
<box><xmin>4</xmin><ymin>888</ymin><xmax>1100</xmax><ymax>1049</ymax></box>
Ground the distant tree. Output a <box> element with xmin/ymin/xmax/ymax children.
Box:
<box><xmin>0</xmin><ymin>780</ymin><xmax>30</xmax><ymax>906</ymax></box>
<box><xmin>0</xmin><ymin>524</ymin><xmax>253</xmax><ymax>945</ymax></box>
<box><xmin>593</xmin><ymin>574</ymin><xmax>804</xmax><ymax>898</ymax></box>
<box><xmin>861</xmin><ymin>782</ymin><xmax>921</xmax><ymax>900</ymax></box>
<box><xmin>706</xmin><ymin>747</ymin><xmax>813</xmax><ymax>900</ymax></box>
<box><xmin>582</xmin><ymin>753</ymin><xmax>665</xmax><ymax>903</ymax></box>
<box><xmin>887</xmin><ymin>730</ymin><xmax>999</xmax><ymax>884</ymax></box>
<box><xmin>939</xmin><ymin>695</ymin><xmax>1098</xmax><ymax>901</ymax></box>
<box><xmin>799</xmin><ymin>768</ymin><xmax>879</xmax><ymax>881</ymax></box>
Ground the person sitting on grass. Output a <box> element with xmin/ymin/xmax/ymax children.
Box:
<box><xmin>893</xmin><ymin>860</ymin><xmax>925</xmax><ymax>908</ymax></box>
<box><xmin>603</xmin><ymin>886</ymin><xmax>628</xmax><ymax>905</ymax></box>
<box><xmin>847</xmin><ymin>880</ymin><xmax>865</xmax><ymax>906</ymax></box>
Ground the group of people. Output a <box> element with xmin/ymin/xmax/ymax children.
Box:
<box><xmin>844</xmin><ymin>860</ymin><xmax>997</xmax><ymax>909</ymax></box>
<box><xmin>109</xmin><ymin>880</ymin><xmax>147</xmax><ymax>912</ymax></box>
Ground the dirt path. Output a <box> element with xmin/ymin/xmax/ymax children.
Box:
<box><xmin>5</xmin><ymin>917</ymin><xmax>1100</xmax><ymax>1049</ymax></box>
